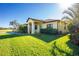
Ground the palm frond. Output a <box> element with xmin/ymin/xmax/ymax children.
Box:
<box><xmin>68</xmin><ymin>8</ymin><xmax>77</xmax><ymax>17</ymax></box>
<box><xmin>63</xmin><ymin>10</ymin><xmax>74</xmax><ymax>18</ymax></box>
<box><xmin>62</xmin><ymin>16</ymin><xmax>72</xmax><ymax>20</ymax></box>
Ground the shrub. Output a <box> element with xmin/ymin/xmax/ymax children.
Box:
<box><xmin>68</xmin><ymin>23</ymin><xmax>79</xmax><ymax>45</ymax></box>
<box><xmin>40</xmin><ymin>27</ymin><xmax>58</xmax><ymax>35</ymax></box>
<box><xmin>68</xmin><ymin>23</ymin><xmax>75</xmax><ymax>33</ymax></box>
<box><xmin>18</xmin><ymin>24</ymin><xmax>27</xmax><ymax>33</ymax></box>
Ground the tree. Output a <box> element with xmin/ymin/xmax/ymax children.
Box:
<box><xmin>18</xmin><ymin>24</ymin><xmax>27</xmax><ymax>33</ymax></box>
<box><xmin>9</xmin><ymin>20</ymin><xmax>19</xmax><ymax>32</ymax></box>
<box><xmin>62</xmin><ymin>3</ymin><xmax>79</xmax><ymax>28</ymax></box>
<box><xmin>62</xmin><ymin>3</ymin><xmax>79</xmax><ymax>45</ymax></box>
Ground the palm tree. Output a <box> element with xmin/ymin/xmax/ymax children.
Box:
<box><xmin>62</xmin><ymin>3</ymin><xmax>79</xmax><ymax>27</ymax></box>
<box><xmin>62</xmin><ymin>3</ymin><xmax>79</xmax><ymax>45</ymax></box>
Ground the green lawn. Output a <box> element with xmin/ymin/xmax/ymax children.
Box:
<box><xmin>0</xmin><ymin>33</ymin><xmax>79</xmax><ymax>56</ymax></box>
<box><xmin>49</xmin><ymin>35</ymin><xmax>79</xmax><ymax>56</ymax></box>
<box><xmin>0</xmin><ymin>33</ymin><xmax>52</xmax><ymax>56</ymax></box>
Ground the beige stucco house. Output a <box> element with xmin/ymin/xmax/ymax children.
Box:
<box><xmin>26</xmin><ymin>18</ymin><xmax>68</xmax><ymax>34</ymax></box>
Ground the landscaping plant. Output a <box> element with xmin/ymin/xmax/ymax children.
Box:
<box><xmin>62</xmin><ymin>3</ymin><xmax>79</xmax><ymax>45</ymax></box>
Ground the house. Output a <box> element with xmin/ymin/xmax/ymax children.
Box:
<box><xmin>26</xmin><ymin>18</ymin><xmax>68</xmax><ymax>34</ymax></box>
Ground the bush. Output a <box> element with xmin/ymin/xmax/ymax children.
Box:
<box><xmin>68</xmin><ymin>23</ymin><xmax>75</xmax><ymax>33</ymax></box>
<box><xmin>18</xmin><ymin>24</ymin><xmax>27</xmax><ymax>33</ymax></box>
<box><xmin>68</xmin><ymin>23</ymin><xmax>79</xmax><ymax>45</ymax></box>
<box><xmin>40</xmin><ymin>27</ymin><xmax>58</xmax><ymax>35</ymax></box>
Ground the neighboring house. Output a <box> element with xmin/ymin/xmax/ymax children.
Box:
<box><xmin>26</xmin><ymin>18</ymin><xmax>68</xmax><ymax>34</ymax></box>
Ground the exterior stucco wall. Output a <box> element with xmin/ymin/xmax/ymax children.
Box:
<box><xmin>27</xmin><ymin>19</ymin><xmax>34</xmax><ymax>23</ymax></box>
<box><xmin>41</xmin><ymin>22</ymin><xmax>58</xmax><ymax>29</ymax></box>
<box><xmin>57</xmin><ymin>21</ymin><xmax>68</xmax><ymax>33</ymax></box>
<box><xmin>27</xmin><ymin>19</ymin><xmax>69</xmax><ymax>34</ymax></box>
<box><xmin>57</xmin><ymin>21</ymin><xmax>64</xmax><ymax>33</ymax></box>
<box><xmin>41</xmin><ymin>24</ymin><xmax>47</xmax><ymax>29</ymax></box>
<box><xmin>41</xmin><ymin>21</ymin><xmax>68</xmax><ymax>33</ymax></box>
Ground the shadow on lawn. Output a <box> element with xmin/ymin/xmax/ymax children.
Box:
<box><xmin>0</xmin><ymin>32</ymin><xmax>28</xmax><ymax>39</ymax></box>
<box><xmin>0</xmin><ymin>32</ymin><xmax>61</xmax><ymax>43</ymax></box>
<box><xmin>52</xmin><ymin>41</ymin><xmax>70</xmax><ymax>56</ymax></box>
<box><xmin>65</xmin><ymin>35</ymin><xmax>79</xmax><ymax>55</ymax></box>
<box><xmin>31</xmin><ymin>34</ymin><xmax>62</xmax><ymax>42</ymax></box>
<box><xmin>66</xmin><ymin>40</ymin><xmax>79</xmax><ymax>56</ymax></box>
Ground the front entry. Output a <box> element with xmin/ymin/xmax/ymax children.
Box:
<box><xmin>35</xmin><ymin>25</ymin><xmax>38</xmax><ymax>33</ymax></box>
<box><xmin>29</xmin><ymin>24</ymin><xmax>32</xmax><ymax>34</ymax></box>
<box><xmin>28</xmin><ymin>22</ymin><xmax>40</xmax><ymax>34</ymax></box>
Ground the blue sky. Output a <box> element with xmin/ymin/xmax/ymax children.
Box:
<box><xmin>0</xmin><ymin>3</ymin><xmax>63</xmax><ymax>27</ymax></box>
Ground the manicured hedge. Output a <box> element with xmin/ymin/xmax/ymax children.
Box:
<box><xmin>40</xmin><ymin>28</ymin><xmax>58</xmax><ymax>34</ymax></box>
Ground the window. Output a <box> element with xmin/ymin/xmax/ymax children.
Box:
<box><xmin>47</xmin><ymin>24</ymin><xmax>53</xmax><ymax>28</ymax></box>
<box><xmin>35</xmin><ymin>25</ymin><xmax>37</xmax><ymax>29</ymax></box>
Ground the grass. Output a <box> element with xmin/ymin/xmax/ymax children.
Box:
<box><xmin>0</xmin><ymin>32</ymin><xmax>79</xmax><ymax>56</ymax></box>
<box><xmin>0</xmin><ymin>29</ymin><xmax>12</xmax><ymax>33</ymax></box>
<box><xmin>49</xmin><ymin>35</ymin><xmax>79</xmax><ymax>56</ymax></box>
<box><xmin>31</xmin><ymin>34</ymin><xmax>60</xmax><ymax>42</ymax></box>
<box><xmin>0</xmin><ymin>33</ymin><xmax>52</xmax><ymax>56</ymax></box>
